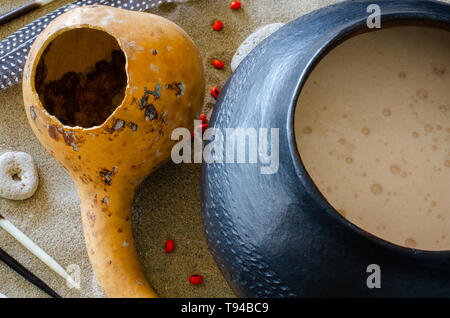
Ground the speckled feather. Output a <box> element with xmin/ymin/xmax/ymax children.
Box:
<box><xmin>0</xmin><ymin>0</ymin><xmax>187</xmax><ymax>89</ymax></box>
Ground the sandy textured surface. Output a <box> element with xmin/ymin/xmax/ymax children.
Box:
<box><xmin>3</xmin><ymin>0</ymin><xmax>445</xmax><ymax>298</ymax></box>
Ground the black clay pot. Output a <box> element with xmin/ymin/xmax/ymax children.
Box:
<box><xmin>201</xmin><ymin>0</ymin><xmax>450</xmax><ymax>297</ymax></box>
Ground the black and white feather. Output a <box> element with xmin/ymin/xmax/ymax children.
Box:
<box><xmin>0</xmin><ymin>0</ymin><xmax>178</xmax><ymax>89</ymax></box>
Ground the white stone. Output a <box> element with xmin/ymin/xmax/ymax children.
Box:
<box><xmin>0</xmin><ymin>152</ymin><xmax>39</xmax><ymax>200</ymax></box>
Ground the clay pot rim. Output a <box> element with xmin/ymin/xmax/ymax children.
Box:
<box><xmin>287</xmin><ymin>17</ymin><xmax>450</xmax><ymax>255</ymax></box>
<box><xmin>29</xmin><ymin>23</ymin><xmax>130</xmax><ymax>132</ymax></box>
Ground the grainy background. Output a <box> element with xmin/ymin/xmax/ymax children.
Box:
<box><xmin>2</xmin><ymin>0</ymin><xmax>447</xmax><ymax>298</ymax></box>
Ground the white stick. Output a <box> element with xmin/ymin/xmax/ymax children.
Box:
<box><xmin>0</xmin><ymin>214</ymin><xmax>79</xmax><ymax>289</ymax></box>
<box><xmin>0</xmin><ymin>292</ymin><xmax>7</xmax><ymax>298</ymax></box>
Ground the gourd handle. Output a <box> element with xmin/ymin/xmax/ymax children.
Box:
<box><xmin>78</xmin><ymin>183</ymin><xmax>158</xmax><ymax>298</ymax></box>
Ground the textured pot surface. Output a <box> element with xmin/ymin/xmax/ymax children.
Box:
<box><xmin>23</xmin><ymin>5</ymin><xmax>204</xmax><ymax>297</ymax></box>
<box><xmin>201</xmin><ymin>0</ymin><xmax>450</xmax><ymax>297</ymax></box>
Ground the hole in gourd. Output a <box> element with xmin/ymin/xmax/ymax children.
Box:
<box><xmin>35</xmin><ymin>28</ymin><xmax>127</xmax><ymax>128</ymax></box>
<box><xmin>11</xmin><ymin>173</ymin><xmax>21</xmax><ymax>181</ymax></box>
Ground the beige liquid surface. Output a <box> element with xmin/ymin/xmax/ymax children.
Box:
<box><xmin>295</xmin><ymin>26</ymin><xmax>450</xmax><ymax>251</ymax></box>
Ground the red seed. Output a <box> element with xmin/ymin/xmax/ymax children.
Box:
<box><xmin>210</xmin><ymin>86</ymin><xmax>220</xmax><ymax>99</ymax></box>
<box><xmin>212</xmin><ymin>59</ymin><xmax>225</xmax><ymax>69</ymax></box>
<box><xmin>191</xmin><ymin>123</ymin><xmax>209</xmax><ymax>138</ymax></box>
<box><xmin>200</xmin><ymin>113</ymin><xmax>207</xmax><ymax>124</ymax></box>
<box><xmin>212</xmin><ymin>20</ymin><xmax>223</xmax><ymax>31</ymax></box>
<box><xmin>230</xmin><ymin>1</ymin><xmax>241</xmax><ymax>10</ymax></box>
<box><xmin>189</xmin><ymin>274</ymin><xmax>203</xmax><ymax>285</ymax></box>
<box><xmin>165</xmin><ymin>239</ymin><xmax>175</xmax><ymax>253</ymax></box>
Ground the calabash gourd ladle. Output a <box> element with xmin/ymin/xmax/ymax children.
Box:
<box><xmin>22</xmin><ymin>5</ymin><xmax>205</xmax><ymax>297</ymax></box>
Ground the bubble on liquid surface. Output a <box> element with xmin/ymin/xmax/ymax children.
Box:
<box><xmin>424</xmin><ymin>124</ymin><xmax>433</xmax><ymax>132</ymax></box>
<box><xmin>412</xmin><ymin>131</ymin><xmax>420</xmax><ymax>138</ymax></box>
<box><xmin>431</xmin><ymin>63</ymin><xmax>446</xmax><ymax>76</ymax></box>
<box><xmin>370</xmin><ymin>184</ymin><xmax>383</xmax><ymax>195</ymax></box>
<box><xmin>362</xmin><ymin>127</ymin><xmax>371</xmax><ymax>136</ymax></box>
<box><xmin>382</xmin><ymin>109</ymin><xmax>392</xmax><ymax>117</ymax></box>
<box><xmin>398</xmin><ymin>72</ymin><xmax>406</xmax><ymax>79</ymax></box>
<box><xmin>303</xmin><ymin>126</ymin><xmax>313</xmax><ymax>134</ymax></box>
<box><xmin>439</xmin><ymin>105</ymin><xmax>447</xmax><ymax>113</ymax></box>
<box><xmin>390</xmin><ymin>165</ymin><xmax>400</xmax><ymax>175</ymax></box>
<box><xmin>445</xmin><ymin>160</ymin><xmax>450</xmax><ymax>168</ymax></box>
<box><xmin>416</xmin><ymin>88</ymin><xmax>428</xmax><ymax>99</ymax></box>
<box><xmin>346</xmin><ymin>157</ymin><xmax>353</xmax><ymax>164</ymax></box>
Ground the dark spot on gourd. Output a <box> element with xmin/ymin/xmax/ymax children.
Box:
<box><xmin>61</xmin><ymin>130</ymin><xmax>79</xmax><ymax>151</ymax></box>
<box><xmin>87</xmin><ymin>210</ymin><xmax>96</xmax><ymax>222</ymax></box>
<box><xmin>142</xmin><ymin>84</ymin><xmax>161</xmax><ymax>102</ymax></box>
<box><xmin>48</xmin><ymin>125</ymin><xmax>80</xmax><ymax>152</ymax></box>
<box><xmin>113</xmin><ymin>119</ymin><xmax>125</xmax><ymax>131</ymax></box>
<box><xmin>145</xmin><ymin>104</ymin><xmax>158</xmax><ymax>121</ymax></box>
<box><xmin>48</xmin><ymin>125</ymin><xmax>59</xmax><ymax>140</ymax></box>
<box><xmin>80</xmin><ymin>174</ymin><xmax>92</xmax><ymax>184</ymax></box>
<box><xmin>100</xmin><ymin>168</ymin><xmax>113</xmax><ymax>185</ymax></box>
<box><xmin>139</xmin><ymin>96</ymin><xmax>147</xmax><ymax>109</ymax></box>
<box><xmin>166</xmin><ymin>82</ymin><xmax>184</xmax><ymax>96</ymax></box>
<box><xmin>30</xmin><ymin>106</ymin><xmax>37</xmax><ymax>120</ymax></box>
<box><xmin>152</xmin><ymin>49</ymin><xmax>158</xmax><ymax>55</ymax></box>
<box><xmin>128</xmin><ymin>122</ymin><xmax>138</xmax><ymax>131</ymax></box>
<box><xmin>102</xmin><ymin>196</ymin><xmax>110</xmax><ymax>206</ymax></box>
